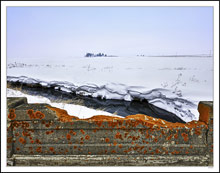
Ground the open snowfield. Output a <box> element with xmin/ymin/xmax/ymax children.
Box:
<box><xmin>7</xmin><ymin>56</ymin><xmax>213</xmax><ymax>122</ymax></box>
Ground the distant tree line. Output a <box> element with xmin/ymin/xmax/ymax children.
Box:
<box><xmin>85</xmin><ymin>53</ymin><xmax>107</xmax><ymax>57</ymax></box>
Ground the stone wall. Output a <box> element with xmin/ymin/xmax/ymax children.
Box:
<box><xmin>7</xmin><ymin>97</ymin><xmax>213</xmax><ymax>166</ymax></box>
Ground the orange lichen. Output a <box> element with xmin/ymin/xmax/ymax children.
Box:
<box><xmin>111</xmin><ymin>150</ymin><xmax>116</xmax><ymax>153</ymax></box>
<box><xmin>88</xmin><ymin>152</ymin><xmax>91</xmax><ymax>155</ymax></box>
<box><xmin>35</xmin><ymin>139</ymin><xmax>42</xmax><ymax>144</ymax></box>
<box><xmin>21</xmin><ymin>122</ymin><xmax>30</xmax><ymax>128</ymax></box>
<box><xmin>46</xmin><ymin>106</ymin><xmax>79</xmax><ymax>122</ymax></box>
<box><xmin>35</xmin><ymin>111</ymin><xmax>45</xmax><ymax>120</ymax></box>
<box><xmin>115</xmin><ymin>132</ymin><xmax>123</xmax><ymax>140</ymax></box>
<box><xmin>72</xmin><ymin>132</ymin><xmax>77</xmax><ymax>136</ymax></box>
<box><xmin>45</xmin><ymin>124</ymin><xmax>50</xmax><ymax>128</ymax></box>
<box><xmin>66</xmin><ymin>133</ymin><xmax>71</xmax><ymax>140</ymax></box>
<box><xmin>155</xmin><ymin>149</ymin><xmax>160</xmax><ymax>154</ymax></box>
<box><xmin>36</xmin><ymin>146</ymin><xmax>42</xmax><ymax>153</ymax></box>
<box><xmin>16</xmin><ymin>147</ymin><xmax>20</xmax><ymax>151</ymax></box>
<box><xmin>27</xmin><ymin>109</ymin><xmax>35</xmax><ymax>119</ymax></box>
<box><xmin>181</xmin><ymin>133</ymin><xmax>189</xmax><ymax>142</ymax></box>
<box><xmin>15</xmin><ymin>132</ymin><xmax>19</xmax><ymax>137</ymax></box>
<box><xmin>22</xmin><ymin>131</ymin><xmax>30</xmax><ymax>137</ymax></box>
<box><xmin>85</xmin><ymin>135</ymin><xmax>90</xmax><ymax>140</ymax></box>
<box><xmin>113</xmin><ymin>141</ymin><xmax>117</xmax><ymax>146</ymax></box>
<box><xmin>18</xmin><ymin>137</ymin><xmax>26</xmax><ymax>144</ymax></box>
<box><xmin>154</xmin><ymin>138</ymin><xmax>158</xmax><ymax>143</ymax></box>
<box><xmin>143</xmin><ymin>150</ymin><xmax>147</xmax><ymax>154</ymax></box>
<box><xmin>174</xmin><ymin>134</ymin><xmax>178</xmax><ymax>139</ymax></box>
<box><xmin>171</xmin><ymin>150</ymin><xmax>180</xmax><ymax>155</ymax></box>
<box><xmin>105</xmin><ymin>138</ymin><xmax>110</xmax><ymax>143</ymax></box>
<box><xmin>46</xmin><ymin>130</ymin><xmax>54</xmax><ymax>135</ymax></box>
<box><xmin>118</xmin><ymin>144</ymin><xmax>123</xmax><ymax>148</ymax></box>
<box><xmin>8</xmin><ymin>109</ymin><xmax>16</xmax><ymax>120</ymax></box>
<box><xmin>80</xmin><ymin>129</ymin><xmax>85</xmax><ymax>135</ymax></box>
<box><xmin>195</xmin><ymin>128</ymin><xmax>201</xmax><ymax>135</ymax></box>
<box><xmin>95</xmin><ymin>121</ymin><xmax>103</xmax><ymax>127</ymax></box>
<box><xmin>46</xmin><ymin>106</ymin><xmax>207</xmax><ymax>130</ymax></box>
<box><xmin>166</xmin><ymin>134</ymin><xmax>172</xmax><ymax>141</ymax></box>
<box><xmin>49</xmin><ymin>147</ymin><xmax>54</xmax><ymax>152</ymax></box>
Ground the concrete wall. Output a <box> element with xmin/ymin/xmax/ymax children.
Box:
<box><xmin>7</xmin><ymin>97</ymin><xmax>213</xmax><ymax>166</ymax></box>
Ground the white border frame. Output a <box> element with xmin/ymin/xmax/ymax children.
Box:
<box><xmin>1</xmin><ymin>1</ymin><xmax>219</xmax><ymax>172</ymax></box>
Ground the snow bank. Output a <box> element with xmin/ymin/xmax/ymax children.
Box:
<box><xmin>7</xmin><ymin>56</ymin><xmax>213</xmax><ymax>122</ymax></box>
<box><xmin>7</xmin><ymin>88</ymin><xmax>122</xmax><ymax>119</ymax></box>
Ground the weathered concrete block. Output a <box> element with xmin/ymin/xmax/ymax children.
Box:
<box><xmin>6</xmin><ymin>97</ymin><xmax>213</xmax><ymax>166</ymax></box>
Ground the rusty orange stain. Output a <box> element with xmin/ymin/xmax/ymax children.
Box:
<box><xmin>198</xmin><ymin>102</ymin><xmax>211</xmax><ymax>124</ymax></box>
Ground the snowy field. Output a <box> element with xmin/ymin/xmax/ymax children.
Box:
<box><xmin>7</xmin><ymin>56</ymin><xmax>213</xmax><ymax>122</ymax></box>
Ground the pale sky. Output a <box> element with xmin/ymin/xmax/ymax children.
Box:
<box><xmin>7</xmin><ymin>6</ymin><xmax>213</xmax><ymax>59</ymax></box>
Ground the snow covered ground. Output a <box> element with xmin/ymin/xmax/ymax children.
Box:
<box><xmin>7</xmin><ymin>88</ymin><xmax>122</xmax><ymax>119</ymax></box>
<box><xmin>7</xmin><ymin>56</ymin><xmax>213</xmax><ymax>122</ymax></box>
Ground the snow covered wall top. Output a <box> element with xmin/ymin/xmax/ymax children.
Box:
<box><xmin>7</xmin><ymin>56</ymin><xmax>213</xmax><ymax>122</ymax></box>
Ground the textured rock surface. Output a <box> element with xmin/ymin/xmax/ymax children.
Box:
<box><xmin>7</xmin><ymin>97</ymin><xmax>213</xmax><ymax>166</ymax></box>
